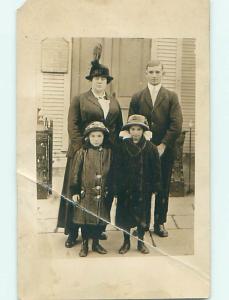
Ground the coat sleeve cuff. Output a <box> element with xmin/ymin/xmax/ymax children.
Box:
<box><xmin>70</xmin><ymin>185</ymin><xmax>80</xmax><ymax>196</ymax></box>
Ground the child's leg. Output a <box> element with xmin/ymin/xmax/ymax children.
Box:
<box><xmin>79</xmin><ymin>225</ymin><xmax>89</xmax><ymax>257</ymax></box>
<box><xmin>92</xmin><ymin>225</ymin><xmax>107</xmax><ymax>254</ymax></box>
<box><xmin>119</xmin><ymin>227</ymin><xmax>131</xmax><ymax>254</ymax></box>
<box><xmin>137</xmin><ymin>225</ymin><xmax>149</xmax><ymax>254</ymax></box>
<box><xmin>65</xmin><ymin>222</ymin><xmax>79</xmax><ymax>248</ymax></box>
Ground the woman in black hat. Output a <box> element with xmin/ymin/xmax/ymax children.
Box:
<box><xmin>56</xmin><ymin>44</ymin><xmax>123</xmax><ymax>248</ymax></box>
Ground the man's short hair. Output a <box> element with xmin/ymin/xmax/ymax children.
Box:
<box><xmin>146</xmin><ymin>60</ymin><xmax>164</xmax><ymax>70</ymax></box>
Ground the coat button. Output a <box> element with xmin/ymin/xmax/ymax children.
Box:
<box><xmin>95</xmin><ymin>186</ymin><xmax>101</xmax><ymax>190</ymax></box>
<box><xmin>96</xmin><ymin>195</ymin><xmax>101</xmax><ymax>199</ymax></box>
<box><xmin>96</xmin><ymin>175</ymin><xmax>102</xmax><ymax>179</ymax></box>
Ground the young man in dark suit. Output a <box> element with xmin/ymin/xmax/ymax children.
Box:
<box><xmin>128</xmin><ymin>60</ymin><xmax>183</xmax><ymax>237</ymax></box>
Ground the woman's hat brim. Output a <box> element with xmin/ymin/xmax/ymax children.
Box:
<box><xmin>122</xmin><ymin>122</ymin><xmax>149</xmax><ymax>131</ymax></box>
<box><xmin>85</xmin><ymin>75</ymin><xmax>113</xmax><ymax>83</ymax></box>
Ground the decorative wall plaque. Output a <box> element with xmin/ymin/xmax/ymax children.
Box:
<box><xmin>41</xmin><ymin>38</ymin><xmax>69</xmax><ymax>73</ymax></box>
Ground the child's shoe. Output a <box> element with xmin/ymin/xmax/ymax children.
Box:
<box><xmin>118</xmin><ymin>240</ymin><xmax>130</xmax><ymax>254</ymax></box>
<box><xmin>137</xmin><ymin>241</ymin><xmax>149</xmax><ymax>254</ymax></box>
<box><xmin>79</xmin><ymin>239</ymin><xmax>88</xmax><ymax>257</ymax></box>
<box><xmin>92</xmin><ymin>239</ymin><xmax>107</xmax><ymax>254</ymax></box>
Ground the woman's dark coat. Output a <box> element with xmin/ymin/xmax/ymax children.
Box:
<box><xmin>57</xmin><ymin>90</ymin><xmax>123</xmax><ymax>234</ymax></box>
<box><xmin>70</xmin><ymin>145</ymin><xmax>113</xmax><ymax>225</ymax></box>
<box><xmin>115</xmin><ymin>138</ymin><xmax>161</xmax><ymax>231</ymax></box>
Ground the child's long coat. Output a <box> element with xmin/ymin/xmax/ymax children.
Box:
<box><xmin>115</xmin><ymin>138</ymin><xmax>161</xmax><ymax>230</ymax></box>
<box><xmin>70</xmin><ymin>146</ymin><xmax>113</xmax><ymax>225</ymax></box>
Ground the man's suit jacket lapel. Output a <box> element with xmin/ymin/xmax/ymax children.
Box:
<box><xmin>142</xmin><ymin>86</ymin><xmax>166</xmax><ymax>111</ymax></box>
<box><xmin>143</xmin><ymin>87</ymin><xmax>153</xmax><ymax>110</ymax></box>
<box><xmin>154</xmin><ymin>86</ymin><xmax>166</xmax><ymax>110</ymax></box>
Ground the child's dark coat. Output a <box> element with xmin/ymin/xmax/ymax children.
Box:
<box><xmin>70</xmin><ymin>145</ymin><xmax>114</xmax><ymax>225</ymax></box>
<box><xmin>115</xmin><ymin>138</ymin><xmax>161</xmax><ymax>230</ymax></box>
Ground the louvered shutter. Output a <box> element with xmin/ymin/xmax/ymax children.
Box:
<box><xmin>41</xmin><ymin>73</ymin><xmax>67</xmax><ymax>162</ymax></box>
<box><xmin>152</xmin><ymin>38</ymin><xmax>180</xmax><ymax>92</ymax></box>
<box><xmin>39</xmin><ymin>38</ymin><xmax>71</xmax><ymax>167</ymax></box>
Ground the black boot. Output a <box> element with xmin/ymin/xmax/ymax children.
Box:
<box><xmin>65</xmin><ymin>226</ymin><xmax>79</xmax><ymax>248</ymax></box>
<box><xmin>119</xmin><ymin>240</ymin><xmax>130</xmax><ymax>254</ymax></box>
<box><xmin>92</xmin><ymin>239</ymin><xmax>107</xmax><ymax>254</ymax></box>
<box><xmin>137</xmin><ymin>240</ymin><xmax>149</xmax><ymax>254</ymax></box>
<box><xmin>119</xmin><ymin>233</ymin><xmax>130</xmax><ymax>254</ymax></box>
<box><xmin>79</xmin><ymin>239</ymin><xmax>88</xmax><ymax>257</ymax></box>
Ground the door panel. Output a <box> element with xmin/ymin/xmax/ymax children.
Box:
<box><xmin>110</xmin><ymin>38</ymin><xmax>151</xmax><ymax>122</ymax></box>
<box><xmin>118</xmin><ymin>39</ymin><xmax>145</xmax><ymax>96</ymax></box>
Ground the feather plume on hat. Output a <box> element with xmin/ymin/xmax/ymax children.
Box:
<box><xmin>91</xmin><ymin>43</ymin><xmax>102</xmax><ymax>67</ymax></box>
<box><xmin>93</xmin><ymin>43</ymin><xmax>102</xmax><ymax>61</ymax></box>
<box><xmin>85</xmin><ymin>43</ymin><xmax>113</xmax><ymax>83</ymax></box>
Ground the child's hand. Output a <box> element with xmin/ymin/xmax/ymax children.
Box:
<box><xmin>157</xmin><ymin>143</ymin><xmax>166</xmax><ymax>157</ymax></box>
<box><xmin>113</xmin><ymin>196</ymin><xmax>118</xmax><ymax>206</ymax></box>
<box><xmin>72</xmin><ymin>194</ymin><xmax>80</xmax><ymax>203</ymax></box>
<box><xmin>144</xmin><ymin>130</ymin><xmax>152</xmax><ymax>141</ymax></box>
<box><xmin>119</xmin><ymin>130</ymin><xmax>131</xmax><ymax>139</ymax></box>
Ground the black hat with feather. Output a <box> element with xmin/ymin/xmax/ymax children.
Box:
<box><xmin>85</xmin><ymin>43</ymin><xmax>113</xmax><ymax>84</ymax></box>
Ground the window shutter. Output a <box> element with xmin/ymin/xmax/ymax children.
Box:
<box><xmin>155</xmin><ymin>38</ymin><xmax>179</xmax><ymax>92</ymax></box>
<box><xmin>41</xmin><ymin>72</ymin><xmax>67</xmax><ymax>163</ymax></box>
<box><xmin>41</xmin><ymin>73</ymin><xmax>70</xmax><ymax>166</ymax></box>
<box><xmin>39</xmin><ymin>38</ymin><xmax>72</xmax><ymax>167</ymax></box>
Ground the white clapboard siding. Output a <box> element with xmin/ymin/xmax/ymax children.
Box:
<box><xmin>181</xmin><ymin>39</ymin><xmax>195</xmax><ymax>153</ymax></box>
<box><xmin>156</xmin><ymin>38</ymin><xmax>178</xmax><ymax>92</ymax></box>
<box><xmin>41</xmin><ymin>73</ymin><xmax>67</xmax><ymax>161</ymax></box>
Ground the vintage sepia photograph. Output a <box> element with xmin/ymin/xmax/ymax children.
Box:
<box><xmin>17</xmin><ymin>1</ymin><xmax>209</xmax><ymax>299</ymax></box>
<box><xmin>36</xmin><ymin>37</ymin><xmax>195</xmax><ymax>257</ymax></box>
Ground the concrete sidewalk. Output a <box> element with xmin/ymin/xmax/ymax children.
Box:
<box><xmin>36</xmin><ymin>167</ymin><xmax>194</xmax><ymax>258</ymax></box>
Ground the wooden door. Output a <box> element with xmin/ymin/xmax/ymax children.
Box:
<box><xmin>110</xmin><ymin>38</ymin><xmax>151</xmax><ymax>122</ymax></box>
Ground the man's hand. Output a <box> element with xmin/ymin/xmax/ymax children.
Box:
<box><xmin>157</xmin><ymin>143</ymin><xmax>166</xmax><ymax>157</ymax></box>
<box><xmin>72</xmin><ymin>194</ymin><xmax>80</xmax><ymax>203</ymax></box>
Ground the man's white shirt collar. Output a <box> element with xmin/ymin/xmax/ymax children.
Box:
<box><xmin>148</xmin><ymin>83</ymin><xmax>162</xmax><ymax>93</ymax></box>
<box><xmin>148</xmin><ymin>83</ymin><xmax>161</xmax><ymax>106</ymax></box>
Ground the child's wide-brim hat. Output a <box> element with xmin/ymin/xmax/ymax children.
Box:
<box><xmin>84</xmin><ymin>121</ymin><xmax>109</xmax><ymax>137</ymax></box>
<box><xmin>122</xmin><ymin>114</ymin><xmax>149</xmax><ymax>131</ymax></box>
